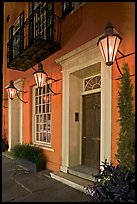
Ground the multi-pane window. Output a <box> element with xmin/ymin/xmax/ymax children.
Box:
<box><xmin>9</xmin><ymin>11</ymin><xmax>24</xmax><ymax>58</ymax></box>
<box><xmin>28</xmin><ymin>2</ymin><xmax>53</xmax><ymax>42</ymax></box>
<box><xmin>62</xmin><ymin>2</ymin><xmax>72</xmax><ymax>16</ymax></box>
<box><xmin>34</xmin><ymin>84</ymin><xmax>52</xmax><ymax>145</ymax></box>
<box><xmin>83</xmin><ymin>75</ymin><xmax>101</xmax><ymax>92</ymax></box>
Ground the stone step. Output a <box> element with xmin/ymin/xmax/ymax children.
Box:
<box><xmin>50</xmin><ymin>171</ymin><xmax>94</xmax><ymax>194</ymax></box>
<box><xmin>68</xmin><ymin>168</ymin><xmax>95</xmax><ymax>182</ymax></box>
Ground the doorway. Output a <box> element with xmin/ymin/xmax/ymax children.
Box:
<box><xmin>82</xmin><ymin>92</ymin><xmax>101</xmax><ymax>168</ymax></box>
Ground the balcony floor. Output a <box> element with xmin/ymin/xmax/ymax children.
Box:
<box><xmin>7</xmin><ymin>38</ymin><xmax>59</xmax><ymax>71</ymax></box>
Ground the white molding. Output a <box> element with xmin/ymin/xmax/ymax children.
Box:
<box><xmin>8</xmin><ymin>78</ymin><xmax>24</xmax><ymax>149</ymax></box>
<box><xmin>61</xmin><ymin>71</ymin><xmax>70</xmax><ymax>168</ymax></box>
<box><xmin>32</xmin><ymin>85</ymin><xmax>35</xmax><ymax>143</ymax></box>
<box><xmin>8</xmin><ymin>99</ymin><xmax>11</xmax><ymax>151</ymax></box>
<box><xmin>32</xmin><ymin>143</ymin><xmax>55</xmax><ymax>152</ymax></box>
<box><xmin>60</xmin><ymin>165</ymin><xmax>68</xmax><ymax>173</ymax></box>
<box><xmin>56</xmin><ymin>36</ymin><xmax>112</xmax><ymax>171</ymax></box>
<box><xmin>55</xmin><ymin>36</ymin><xmax>99</xmax><ymax>65</ymax></box>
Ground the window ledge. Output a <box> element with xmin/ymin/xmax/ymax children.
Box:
<box><xmin>31</xmin><ymin>143</ymin><xmax>55</xmax><ymax>152</ymax></box>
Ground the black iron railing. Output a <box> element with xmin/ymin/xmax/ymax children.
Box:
<box><xmin>7</xmin><ymin>4</ymin><xmax>61</xmax><ymax>71</ymax></box>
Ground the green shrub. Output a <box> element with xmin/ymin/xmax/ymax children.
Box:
<box><xmin>12</xmin><ymin>144</ymin><xmax>46</xmax><ymax>169</ymax></box>
<box><xmin>86</xmin><ymin>160</ymin><xmax>135</xmax><ymax>202</ymax></box>
<box><xmin>116</xmin><ymin>63</ymin><xmax>135</xmax><ymax>172</ymax></box>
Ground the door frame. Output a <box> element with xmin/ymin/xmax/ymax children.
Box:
<box><xmin>55</xmin><ymin>36</ymin><xmax>112</xmax><ymax>173</ymax></box>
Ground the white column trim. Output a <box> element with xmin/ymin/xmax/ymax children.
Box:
<box><xmin>60</xmin><ymin>70</ymin><xmax>70</xmax><ymax>172</ymax></box>
<box><xmin>6</xmin><ymin>78</ymin><xmax>24</xmax><ymax>149</ymax></box>
<box><xmin>8</xmin><ymin>99</ymin><xmax>11</xmax><ymax>151</ymax></box>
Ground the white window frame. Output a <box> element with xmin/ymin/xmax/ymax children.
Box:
<box><xmin>32</xmin><ymin>84</ymin><xmax>52</xmax><ymax>147</ymax></box>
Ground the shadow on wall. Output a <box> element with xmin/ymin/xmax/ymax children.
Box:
<box><xmin>61</xmin><ymin>6</ymin><xmax>83</xmax><ymax>47</ymax></box>
<box><xmin>2</xmin><ymin>136</ymin><xmax>9</xmax><ymax>152</ymax></box>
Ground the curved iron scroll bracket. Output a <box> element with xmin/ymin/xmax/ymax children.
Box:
<box><xmin>47</xmin><ymin>84</ymin><xmax>60</xmax><ymax>96</ymax></box>
<box><xmin>115</xmin><ymin>50</ymin><xmax>135</xmax><ymax>76</ymax></box>
<box><xmin>2</xmin><ymin>105</ymin><xmax>8</xmax><ymax>108</ymax></box>
<box><xmin>16</xmin><ymin>92</ymin><xmax>28</xmax><ymax>103</ymax></box>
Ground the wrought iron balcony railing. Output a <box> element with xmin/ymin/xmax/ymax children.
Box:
<box><xmin>7</xmin><ymin>4</ymin><xmax>61</xmax><ymax>71</ymax></box>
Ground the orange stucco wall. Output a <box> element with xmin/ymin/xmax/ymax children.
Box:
<box><xmin>2</xmin><ymin>2</ymin><xmax>135</xmax><ymax>171</ymax></box>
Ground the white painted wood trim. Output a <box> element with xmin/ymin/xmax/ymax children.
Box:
<box><xmin>8</xmin><ymin>99</ymin><xmax>11</xmax><ymax>151</ymax></box>
<box><xmin>55</xmin><ymin>36</ymin><xmax>100</xmax><ymax>64</ymax></box>
<box><xmin>61</xmin><ymin>70</ymin><xmax>70</xmax><ymax>168</ymax></box>
<box><xmin>7</xmin><ymin>78</ymin><xmax>24</xmax><ymax>149</ymax></box>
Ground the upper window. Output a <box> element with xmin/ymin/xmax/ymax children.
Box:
<box><xmin>13</xmin><ymin>16</ymin><xmax>20</xmax><ymax>35</ymax></box>
<box><xmin>34</xmin><ymin>84</ymin><xmax>52</xmax><ymax>146</ymax></box>
<box><xmin>72</xmin><ymin>2</ymin><xmax>84</xmax><ymax>12</ymax></box>
<box><xmin>62</xmin><ymin>2</ymin><xmax>72</xmax><ymax>16</ymax></box>
<box><xmin>28</xmin><ymin>2</ymin><xmax>53</xmax><ymax>42</ymax></box>
<box><xmin>9</xmin><ymin>11</ymin><xmax>24</xmax><ymax>58</ymax></box>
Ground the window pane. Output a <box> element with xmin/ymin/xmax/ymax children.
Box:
<box><xmin>36</xmin><ymin>115</ymin><xmax>39</xmax><ymax>123</ymax></box>
<box><xmin>39</xmin><ymin>96</ymin><xmax>41</xmax><ymax>104</ymax></box>
<box><xmin>43</xmin><ymin>105</ymin><xmax>45</xmax><ymax>113</ymax></box>
<box><xmin>40</xmin><ymin>115</ymin><xmax>42</xmax><ymax>123</ymax></box>
<box><xmin>36</xmin><ymin>133</ymin><xmax>39</xmax><ymax>140</ymax></box>
<box><xmin>46</xmin><ymin>104</ymin><xmax>49</xmax><ymax>113</ymax></box>
<box><xmin>43</xmin><ymin>86</ymin><xmax>45</xmax><ymax>94</ymax></box>
<box><xmin>39</xmin><ymin>106</ymin><xmax>41</xmax><ymax>113</ymax></box>
<box><xmin>35</xmin><ymin>88</ymin><xmax>38</xmax><ymax>96</ymax></box>
<box><xmin>36</xmin><ymin>97</ymin><xmax>38</xmax><ymax>105</ymax></box>
<box><xmin>44</xmin><ymin>114</ymin><xmax>46</xmax><ymax>123</ymax></box>
<box><xmin>36</xmin><ymin>124</ymin><xmax>39</xmax><ymax>132</ymax></box>
<box><xmin>36</xmin><ymin>106</ymin><xmax>38</xmax><ymax>114</ymax></box>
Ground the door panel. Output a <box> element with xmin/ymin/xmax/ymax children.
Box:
<box><xmin>82</xmin><ymin>92</ymin><xmax>101</xmax><ymax>168</ymax></box>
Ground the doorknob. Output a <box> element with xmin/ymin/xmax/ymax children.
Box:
<box><xmin>83</xmin><ymin>137</ymin><xmax>86</xmax><ymax>139</ymax></box>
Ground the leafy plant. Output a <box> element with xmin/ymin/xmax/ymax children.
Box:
<box><xmin>116</xmin><ymin>62</ymin><xmax>135</xmax><ymax>172</ymax></box>
<box><xmin>86</xmin><ymin>160</ymin><xmax>135</xmax><ymax>202</ymax></box>
<box><xmin>2</xmin><ymin>137</ymin><xmax>9</xmax><ymax>152</ymax></box>
<box><xmin>12</xmin><ymin>144</ymin><xmax>46</xmax><ymax>170</ymax></box>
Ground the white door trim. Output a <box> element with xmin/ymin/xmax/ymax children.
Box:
<box><xmin>55</xmin><ymin>36</ymin><xmax>112</xmax><ymax>172</ymax></box>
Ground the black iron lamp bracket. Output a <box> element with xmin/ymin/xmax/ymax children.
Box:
<box><xmin>2</xmin><ymin>105</ymin><xmax>8</xmax><ymax>108</ymax></box>
<box><xmin>47</xmin><ymin>84</ymin><xmax>60</xmax><ymax>96</ymax></box>
<box><xmin>17</xmin><ymin>90</ymin><xmax>28</xmax><ymax>94</ymax></box>
<box><xmin>16</xmin><ymin>91</ymin><xmax>28</xmax><ymax>103</ymax></box>
<box><xmin>115</xmin><ymin>50</ymin><xmax>135</xmax><ymax>77</ymax></box>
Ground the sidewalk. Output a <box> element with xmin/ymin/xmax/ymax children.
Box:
<box><xmin>2</xmin><ymin>154</ymin><xmax>92</xmax><ymax>202</ymax></box>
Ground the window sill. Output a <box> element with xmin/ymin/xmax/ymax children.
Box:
<box><xmin>31</xmin><ymin>143</ymin><xmax>55</xmax><ymax>152</ymax></box>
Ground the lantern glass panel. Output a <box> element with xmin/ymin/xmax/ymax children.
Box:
<box><xmin>99</xmin><ymin>37</ymin><xmax>108</xmax><ymax>63</ymax></box>
<box><xmin>108</xmin><ymin>35</ymin><xmax>116</xmax><ymax>62</ymax></box>
<box><xmin>7</xmin><ymin>88</ymin><xmax>16</xmax><ymax>99</ymax></box>
<box><xmin>112</xmin><ymin>37</ymin><xmax>121</xmax><ymax>62</ymax></box>
<box><xmin>34</xmin><ymin>72</ymin><xmax>47</xmax><ymax>88</ymax></box>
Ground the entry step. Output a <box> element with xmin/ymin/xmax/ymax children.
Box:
<box><xmin>50</xmin><ymin>171</ymin><xmax>94</xmax><ymax>193</ymax></box>
<box><xmin>68</xmin><ymin>165</ymin><xmax>97</xmax><ymax>181</ymax></box>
